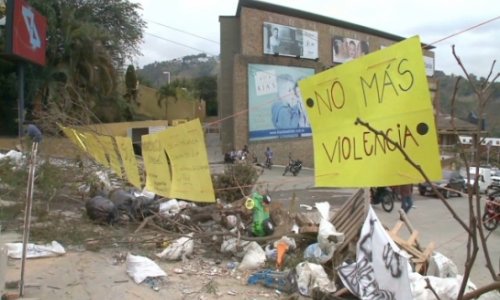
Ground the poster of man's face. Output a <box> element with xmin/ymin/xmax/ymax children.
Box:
<box><xmin>263</xmin><ymin>22</ymin><xmax>318</xmax><ymax>60</ymax></box>
<box><xmin>332</xmin><ymin>36</ymin><xmax>369</xmax><ymax>63</ymax></box>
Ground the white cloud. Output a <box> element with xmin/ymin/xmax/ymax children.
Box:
<box><xmin>133</xmin><ymin>0</ymin><xmax>500</xmax><ymax>78</ymax></box>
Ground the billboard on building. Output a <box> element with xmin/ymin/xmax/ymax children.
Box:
<box><xmin>263</xmin><ymin>22</ymin><xmax>318</xmax><ymax>59</ymax></box>
<box><xmin>332</xmin><ymin>36</ymin><xmax>369</xmax><ymax>63</ymax></box>
<box><xmin>4</xmin><ymin>0</ymin><xmax>47</xmax><ymax>66</ymax></box>
<box><xmin>248</xmin><ymin>64</ymin><xmax>314</xmax><ymax>141</ymax></box>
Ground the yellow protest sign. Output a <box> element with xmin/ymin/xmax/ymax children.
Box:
<box><xmin>71</xmin><ymin>129</ymin><xmax>88</xmax><ymax>151</ymax></box>
<box><xmin>115</xmin><ymin>136</ymin><xmax>142</xmax><ymax>189</ymax></box>
<box><xmin>82</xmin><ymin>132</ymin><xmax>110</xmax><ymax>167</ymax></box>
<box><xmin>161</xmin><ymin>119</ymin><xmax>215</xmax><ymax>203</ymax></box>
<box><xmin>141</xmin><ymin>132</ymin><xmax>172</xmax><ymax>197</ymax></box>
<box><xmin>299</xmin><ymin>36</ymin><xmax>441</xmax><ymax>187</ymax></box>
<box><xmin>59</xmin><ymin>125</ymin><xmax>85</xmax><ymax>151</ymax></box>
<box><xmin>97</xmin><ymin>135</ymin><xmax>123</xmax><ymax>177</ymax></box>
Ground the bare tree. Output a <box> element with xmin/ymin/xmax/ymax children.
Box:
<box><xmin>356</xmin><ymin>46</ymin><xmax>499</xmax><ymax>299</ymax></box>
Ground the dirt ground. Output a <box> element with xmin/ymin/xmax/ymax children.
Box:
<box><xmin>2</xmin><ymin>236</ymin><xmax>285</xmax><ymax>300</ymax></box>
<box><xmin>1</xmin><ymin>187</ymin><xmax>351</xmax><ymax>300</ymax></box>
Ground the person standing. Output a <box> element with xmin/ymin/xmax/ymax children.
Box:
<box><xmin>399</xmin><ymin>184</ymin><xmax>414</xmax><ymax>214</ymax></box>
<box><xmin>269</xmin><ymin>27</ymin><xmax>280</xmax><ymax>53</ymax></box>
<box><xmin>264</xmin><ymin>147</ymin><xmax>273</xmax><ymax>167</ymax></box>
<box><xmin>25</xmin><ymin>123</ymin><xmax>43</xmax><ymax>143</ymax></box>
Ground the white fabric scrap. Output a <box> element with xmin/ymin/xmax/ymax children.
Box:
<box><xmin>126</xmin><ymin>253</ymin><xmax>167</xmax><ymax>284</ymax></box>
<box><xmin>410</xmin><ymin>273</ymin><xmax>476</xmax><ymax>300</ymax></box>
<box><xmin>6</xmin><ymin>241</ymin><xmax>66</xmax><ymax>259</ymax></box>
<box><xmin>156</xmin><ymin>233</ymin><xmax>194</xmax><ymax>261</ymax></box>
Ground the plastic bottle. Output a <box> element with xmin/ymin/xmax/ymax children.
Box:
<box><xmin>250</xmin><ymin>192</ymin><xmax>269</xmax><ymax>236</ymax></box>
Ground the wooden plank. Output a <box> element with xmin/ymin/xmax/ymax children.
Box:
<box><xmin>407</xmin><ymin>230</ymin><xmax>419</xmax><ymax>246</ymax></box>
<box><xmin>389</xmin><ymin>221</ymin><xmax>404</xmax><ymax>236</ymax></box>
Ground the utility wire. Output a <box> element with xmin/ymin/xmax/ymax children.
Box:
<box><xmin>147</xmin><ymin>19</ymin><xmax>220</xmax><ymax>44</ymax></box>
<box><xmin>426</xmin><ymin>15</ymin><xmax>500</xmax><ymax>48</ymax></box>
<box><xmin>207</xmin><ymin>15</ymin><xmax>500</xmax><ymax>127</ymax></box>
<box><xmin>145</xmin><ymin>32</ymin><xmax>218</xmax><ymax>56</ymax></box>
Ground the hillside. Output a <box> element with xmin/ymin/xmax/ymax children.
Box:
<box><xmin>138</xmin><ymin>56</ymin><xmax>499</xmax><ymax>136</ymax></box>
<box><xmin>137</xmin><ymin>53</ymin><xmax>219</xmax><ymax>88</ymax></box>
<box><xmin>435</xmin><ymin>71</ymin><xmax>500</xmax><ymax>136</ymax></box>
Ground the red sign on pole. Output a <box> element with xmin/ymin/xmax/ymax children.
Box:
<box><xmin>5</xmin><ymin>0</ymin><xmax>47</xmax><ymax>66</ymax></box>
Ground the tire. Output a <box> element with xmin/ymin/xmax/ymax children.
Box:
<box><xmin>283</xmin><ymin>167</ymin><xmax>289</xmax><ymax>176</ymax></box>
<box><xmin>482</xmin><ymin>213</ymin><xmax>498</xmax><ymax>231</ymax></box>
<box><xmin>441</xmin><ymin>189</ymin><xmax>449</xmax><ymax>199</ymax></box>
<box><xmin>381</xmin><ymin>193</ymin><xmax>394</xmax><ymax>212</ymax></box>
<box><xmin>419</xmin><ymin>189</ymin><xmax>425</xmax><ymax>196</ymax></box>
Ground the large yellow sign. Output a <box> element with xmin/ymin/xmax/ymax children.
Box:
<box><xmin>299</xmin><ymin>36</ymin><xmax>441</xmax><ymax>187</ymax></box>
<box><xmin>96</xmin><ymin>135</ymin><xmax>123</xmax><ymax>177</ymax></box>
<box><xmin>142</xmin><ymin>132</ymin><xmax>172</xmax><ymax>197</ymax></box>
<box><xmin>161</xmin><ymin>119</ymin><xmax>215</xmax><ymax>203</ymax></box>
<box><xmin>115</xmin><ymin>136</ymin><xmax>142</xmax><ymax>189</ymax></box>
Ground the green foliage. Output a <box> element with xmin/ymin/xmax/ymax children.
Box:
<box><xmin>125</xmin><ymin>65</ymin><xmax>138</xmax><ymax>91</ymax></box>
<box><xmin>435</xmin><ymin>71</ymin><xmax>500</xmax><ymax>136</ymax></box>
<box><xmin>212</xmin><ymin>163</ymin><xmax>259</xmax><ymax>203</ymax></box>
<box><xmin>137</xmin><ymin>55</ymin><xmax>218</xmax><ymax>88</ymax></box>
<box><xmin>193</xmin><ymin>76</ymin><xmax>218</xmax><ymax>116</ymax></box>
<box><xmin>3</xmin><ymin>0</ymin><xmax>148</xmax><ymax>128</ymax></box>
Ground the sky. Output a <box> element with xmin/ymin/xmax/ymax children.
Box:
<box><xmin>133</xmin><ymin>0</ymin><xmax>500</xmax><ymax>78</ymax></box>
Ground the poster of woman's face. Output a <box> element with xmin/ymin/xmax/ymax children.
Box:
<box><xmin>332</xmin><ymin>36</ymin><xmax>369</xmax><ymax>63</ymax></box>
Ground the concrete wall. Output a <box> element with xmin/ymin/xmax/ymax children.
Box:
<box><xmin>133</xmin><ymin>85</ymin><xmax>206</xmax><ymax>122</ymax></box>
<box><xmin>219</xmin><ymin>16</ymin><xmax>240</xmax><ymax>153</ymax></box>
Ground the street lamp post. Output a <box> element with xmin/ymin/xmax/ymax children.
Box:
<box><xmin>163</xmin><ymin>71</ymin><xmax>171</xmax><ymax>84</ymax></box>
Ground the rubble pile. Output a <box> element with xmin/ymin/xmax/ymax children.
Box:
<box><xmin>81</xmin><ymin>180</ymin><xmax>479</xmax><ymax>299</ymax></box>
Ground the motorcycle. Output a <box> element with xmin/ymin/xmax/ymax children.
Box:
<box><xmin>283</xmin><ymin>155</ymin><xmax>302</xmax><ymax>176</ymax></box>
<box><xmin>482</xmin><ymin>189</ymin><xmax>500</xmax><ymax>231</ymax></box>
<box><xmin>264</xmin><ymin>156</ymin><xmax>272</xmax><ymax>169</ymax></box>
<box><xmin>370</xmin><ymin>187</ymin><xmax>395</xmax><ymax>213</ymax></box>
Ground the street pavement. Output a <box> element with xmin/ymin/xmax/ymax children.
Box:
<box><xmin>250</xmin><ymin>163</ymin><xmax>500</xmax><ymax>290</ymax></box>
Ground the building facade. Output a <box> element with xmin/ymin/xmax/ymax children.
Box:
<box><xmin>219</xmin><ymin>0</ymin><xmax>435</xmax><ymax>167</ymax></box>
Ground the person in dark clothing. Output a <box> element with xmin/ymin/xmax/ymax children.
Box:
<box><xmin>399</xmin><ymin>184</ymin><xmax>414</xmax><ymax>214</ymax></box>
<box><xmin>24</xmin><ymin>123</ymin><xmax>43</xmax><ymax>143</ymax></box>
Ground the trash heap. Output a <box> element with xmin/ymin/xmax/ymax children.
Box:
<box><xmin>84</xmin><ymin>180</ymin><xmax>479</xmax><ymax>299</ymax></box>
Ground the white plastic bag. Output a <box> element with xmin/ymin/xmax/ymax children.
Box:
<box><xmin>156</xmin><ymin>233</ymin><xmax>194</xmax><ymax>261</ymax></box>
<box><xmin>220</xmin><ymin>237</ymin><xmax>251</xmax><ymax>258</ymax></box>
<box><xmin>6</xmin><ymin>241</ymin><xmax>66</xmax><ymax>259</ymax></box>
<box><xmin>238</xmin><ymin>242</ymin><xmax>266</xmax><ymax>270</ymax></box>
<box><xmin>296</xmin><ymin>261</ymin><xmax>336</xmax><ymax>296</ymax></box>
<box><xmin>410</xmin><ymin>273</ymin><xmax>476</xmax><ymax>300</ymax></box>
<box><xmin>159</xmin><ymin>199</ymin><xmax>180</xmax><ymax>217</ymax></box>
<box><xmin>126</xmin><ymin>253</ymin><xmax>167</xmax><ymax>284</ymax></box>
<box><xmin>315</xmin><ymin>202</ymin><xmax>345</xmax><ymax>252</ymax></box>
<box><xmin>303</xmin><ymin>243</ymin><xmax>334</xmax><ymax>264</ymax></box>
<box><xmin>427</xmin><ymin>252</ymin><xmax>459</xmax><ymax>278</ymax></box>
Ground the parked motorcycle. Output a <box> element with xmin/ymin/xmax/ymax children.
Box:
<box><xmin>283</xmin><ymin>155</ymin><xmax>302</xmax><ymax>176</ymax></box>
<box><xmin>370</xmin><ymin>187</ymin><xmax>396</xmax><ymax>213</ymax></box>
<box><xmin>482</xmin><ymin>189</ymin><xmax>500</xmax><ymax>231</ymax></box>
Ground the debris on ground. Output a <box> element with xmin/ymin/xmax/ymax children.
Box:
<box><xmin>0</xmin><ymin>155</ymin><xmax>488</xmax><ymax>299</ymax></box>
<box><xmin>6</xmin><ymin>241</ymin><xmax>65</xmax><ymax>259</ymax></box>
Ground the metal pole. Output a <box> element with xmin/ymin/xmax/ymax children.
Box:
<box><xmin>17</xmin><ymin>63</ymin><xmax>25</xmax><ymax>148</ymax></box>
<box><xmin>19</xmin><ymin>142</ymin><xmax>38</xmax><ymax>297</ymax></box>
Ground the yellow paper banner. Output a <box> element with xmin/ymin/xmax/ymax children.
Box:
<box><xmin>82</xmin><ymin>132</ymin><xmax>110</xmax><ymax>167</ymax></box>
<box><xmin>161</xmin><ymin>119</ymin><xmax>215</xmax><ymax>203</ymax></box>
<box><xmin>141</xmin><ymin>132</ymin><xmax>172</xmax><ymax>197</ymax></box>
<box><xmin>59</xmin><ymin>126</ymin><xmax>86</xmax><ymax>151</ymax></box>
<box><xmin>97</xmin><ymin>135</ymin><xmax>123</xmax><ymax>177</ymax></box>
<box><xmin>299</xmin><ymin>36</ymin><xmax>441</xmax><ymax>187</ymax></box>
<box><xmin>115</xmin><ymin>136</ymin><xmax>142</xmax><ymax>189</ymax></box>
